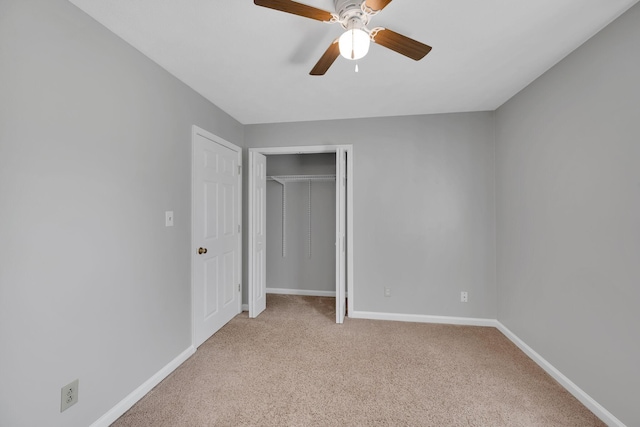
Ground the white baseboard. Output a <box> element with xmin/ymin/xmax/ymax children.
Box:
<box><xmin>496</xmin><ymin>322</ymin><xmax>625</xmax><ymax>427</ymax></box>
<box><xmin>90</xmin><ymin>346</ymin><xmax>196</xmax><ymax>427</ymax></box>
<box><xmin>241</xmin><ymin>303</ymin><xmax>249</xmax><ymax>312</ymax></box>
<box><xmin>267</xmin><ymin>287</ymin><xmax>337</xmax><ymax>297</ymax></box>
<box><xmin>349</xmin><ymin>310</ymin><xmax>499</xmax><ymax>327</ymax></box>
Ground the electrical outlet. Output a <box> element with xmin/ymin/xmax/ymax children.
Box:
<box><xmin>60</xmin><ymin>379</ymin><xmax>79</xmax><ymax>412</ymax></box>
<box><xmin>384</xmin><ymin>287</ymin><xmax>391</xmax><ymax>297</ymax></box>
<box><xmin>461</xmin><ymin>291</ymin><xmax>468</xmax><ymax>303</ymax></box>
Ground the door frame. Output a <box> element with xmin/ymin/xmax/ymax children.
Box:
<box><xmin>191</xmin><ymin>125</ymin><xmax>242</xmax><ymax>347</ymax></box>
<box><xmin>248</xmin><ymin>145</ymin><xmax>354</xmax><ymax>318</ymax></box>
<box><xmin>248</xmin><ymin>150</ymin><xmax>267</xmax><ymax>318</ymax></box>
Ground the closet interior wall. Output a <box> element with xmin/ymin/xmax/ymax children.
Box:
<box><xmin>266</xmin><ymin>154</ymin><xmax>336</xmax><ymax>295</ymax></box>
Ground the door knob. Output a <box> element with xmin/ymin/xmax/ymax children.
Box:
<box><xmin>198</xmin><ymin>247</ymin><xmax>208</xmax><ymax>255</ymax></box>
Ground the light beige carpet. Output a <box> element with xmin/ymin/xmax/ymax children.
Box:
<box><xmin>113</xmin><ymin>295</ymin><xmax>604</xmax><ymax>426</ymax></box>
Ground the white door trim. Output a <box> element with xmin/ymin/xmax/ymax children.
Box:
<box><xmin>248</xmin><ymin>151</ymin><xmax>267</xmax><ymax>318</ymax></box>
<box><xmin>346</xmin><ymin>148</ymin><xmax>354</xmax><ymax>316</ymax></box>
<box><xmin>191</xmin><ymin>125</ymin><xmax>242</xmax><ymax>347</ymax></box>
<box><xmin>335</xmin><ymin>147</ymin><xmax>346</xmax><ymax>324</ymax></box>
<box><xmin>247</xmin><ymin>145</ymin><xmax>354</xmax><ymax>320</ymax></box>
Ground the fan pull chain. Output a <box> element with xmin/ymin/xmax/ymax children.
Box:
<box><xmin>351</xmin><ymin>29</ymin><xmax>355</xmax><ymax>59</ymax></box>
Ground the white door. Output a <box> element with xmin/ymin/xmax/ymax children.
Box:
<box><xmin>336</xmin><ymin>148</ymin><xmax>347</xmax><ymax>324</ymax></box>
<box><xmin>192</xmin><ymin>127</ymin><xmax>242</xmax><ymax>348</ymax></box>
<box><xmin>249</xmin><ymin>151</ymin><xmax>267</xmax><ymax>318</ymax></box>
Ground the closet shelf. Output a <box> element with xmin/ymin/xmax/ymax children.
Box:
<box><xmin>267</xmin><ymin>174</ymin><xmax>335</xmax><ymax>183</ymax></box>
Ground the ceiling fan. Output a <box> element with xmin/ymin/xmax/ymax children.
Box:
<box><xmin>254</xmin><ymin>0</ymin><xmax>432</xmax><ymax>75</ymax></box>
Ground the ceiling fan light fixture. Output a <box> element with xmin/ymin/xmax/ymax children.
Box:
<box><xmin>338</xmin><ymin>28</ymin><xmax>370</xmax><ymax>60</ymax></box>
<box><xmin>253</xmin><ymin>0</ymin><xmax>432</xmax><ymax>75</ymax></box>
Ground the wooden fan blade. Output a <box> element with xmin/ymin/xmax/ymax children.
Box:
<box><xmin>372</xmin><ymin>28</ymin><xmax>432</xmax><ymax>61</ymax></box>
<box><xmin>254</xmin><ymin>0</ymin><xmax>334</xmax><ymax>22</ymax></box>
<box><xmin>364</xmin><ymin>0</ymin><xmax>393</xmax><ymax>12</ymax></box>
<box><xmin>310</xmin><ymin>40</ymin><xmax>340</xmax><ymax>75</ymax></box>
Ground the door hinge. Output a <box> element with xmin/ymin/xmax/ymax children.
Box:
<box><xmin>238</xmin><ymin>283</ymin><xmax>241</xmax><ymax>292</ymax></box>
<box><xmin>238</xmin><ymin>224</ymin><xmax>241</xmax><ymax>233</ymax></box>
<box><xmin>238</xmin><ymin>165</ymin><xmax>242</xmax><ymax>175</ymax></box>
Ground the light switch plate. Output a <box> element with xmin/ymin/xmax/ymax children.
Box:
<box><xmin>165</xmin><ymin>211</ymin><xmax>174</xmax><ymax>227</ymax></box>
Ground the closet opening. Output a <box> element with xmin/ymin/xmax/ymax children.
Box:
<box><xmin>248</xmin><ymin>145</ymin><xmax>353</xmax><ymax>324</ymax></box>
<box><xmin>266</xmin><ymin>153</ymin><xmax>336</xmax><ymax>300</ymax></box>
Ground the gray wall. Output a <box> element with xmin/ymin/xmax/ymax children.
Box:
<box><xmin>5</xmin><ymin>0</ymin><xmax>636</xmax><ymax>424</ymax></box>
<box><xmin>495</xmin><ymin>3</ymin><xmax>640</xmax><ymax>426</ymax></box>
<box><xmin>245</xmin><ymin>113</ymin><xmax>497</xmax><ymax>318</ymax></box>
<box><xmin>0</xmin><ymin>1</ymin><xmax>243</xmax><ymax>426</ymax></box>
<box><xmin>266</xmin><ymin>153</ymin><xmax>336</xmax><ymax>176</ymax></box>
<box><xmin>266</xmin><ymin>154</ymin><xmax>336</xmax><ymax>293</ymax></box>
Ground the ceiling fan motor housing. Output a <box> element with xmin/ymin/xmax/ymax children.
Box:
<box><xmin>334</xmin><ymin>0</ymin><xmax>370</xmax><ymax>30</ymax></box>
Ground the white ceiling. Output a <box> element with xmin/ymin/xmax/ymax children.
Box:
<box><xmin>68</xmin><ymin>0</ymin><xmax>638</xmax><ymax>125</ymax></box>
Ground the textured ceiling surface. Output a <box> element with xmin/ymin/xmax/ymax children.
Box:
<box><xmin>68</xmin><ymin>0</ymin><xmax>638</xmax><ymax>124</ymax></box>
